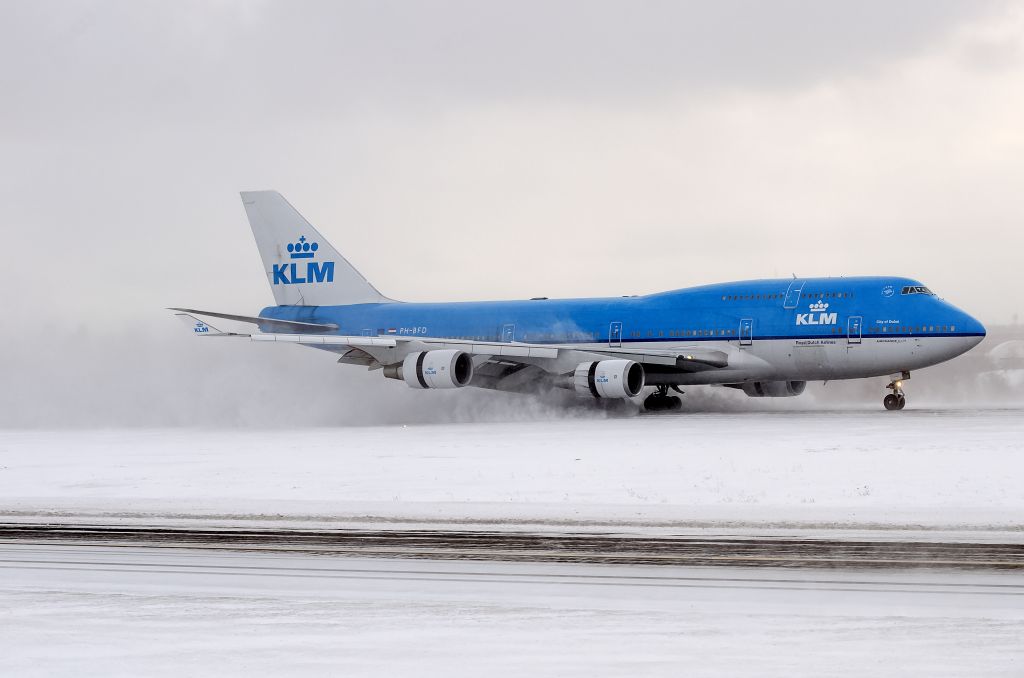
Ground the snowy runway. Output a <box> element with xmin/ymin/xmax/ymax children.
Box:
<box><xmin>2</xmin><ymin>409</ymin><xmax>1022</xmax><ymax>533</ymax></box>
<box><xmin>2</xmin><ymin>410</ymin><xmax>1023</xmax><ymax>675</ymax></box>
<box><xmin>2</xmin><ymin>544</ymin><xmax>1023</xmax><ymax>677</ymax></box>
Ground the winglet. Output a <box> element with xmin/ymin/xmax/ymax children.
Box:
<box><xmin>174</xmin><ymin>312</ymin><xmax>247</xmax><ymax>337</ymax></box>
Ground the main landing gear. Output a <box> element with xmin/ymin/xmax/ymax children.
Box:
<box><xmin>883</xmin><ymin>373</ymin><xmax>909</xmax><ymax>411</ymax></box>
<box><xmin>644</xmin><ymin>385</ymin><xmax>683</xmax><ymax>412</ymax></box>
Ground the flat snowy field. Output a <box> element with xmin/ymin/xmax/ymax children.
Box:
<box><xmin>1</xmin><ymin>409</ymin><xmax>1021</xmax><ymax>534</ymax></box>
<box><xmin>3</xmin><ymin>545</ymin><xmax>1023</xmax><ymax>678</ymax></box>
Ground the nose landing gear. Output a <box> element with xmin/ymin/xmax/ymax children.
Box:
<box><xmin>644</xmin><ymin>385</ymin><xmax>683</xmax><ymax>412</ymax></box>
<box><xmin>883</xmin><ymin>373</ymin><xmax>909</xmax><ymax>410</ymax></box>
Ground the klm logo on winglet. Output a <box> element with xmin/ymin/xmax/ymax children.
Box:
<box><xmin>796</xmin><ymin>301</ymin><xmax>838</xmax><ymax>326</ymax></box>
<box><xmin>272</xmin><ymin>236</ymin><xmax>335</xmax><ymax>285</ymax></box>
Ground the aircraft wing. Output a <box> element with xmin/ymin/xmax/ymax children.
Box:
<box><xmin>336</xmin><ymin>336</ymin><xmax>728</xmax><ymax>369</ymax></box>
<box><xmin>387</xmin><ymin>337</ymin><xmax>729</xmax><ymax>371</ymax></box>
<box><xmin>249</xmin><ymin>334</ymin><xmax>558</xmax><ymax>358</ymax></box>
<box><xmin>173</xmin><ymin>310</ymin><xmax>728</xmax><ymax>371</ymax></box>
<box><xmin>582</xmin><ymin>346</ymin><xmax>730</xmax><ymax>370</ymax></box>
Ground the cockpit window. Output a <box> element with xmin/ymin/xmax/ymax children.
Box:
<box><xmin>901</xmin><ymin>286</ymin><xmax>934</xmax><ymax>296</ymax></box>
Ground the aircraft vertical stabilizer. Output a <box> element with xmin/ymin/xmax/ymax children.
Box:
<box><xmin>240</xmin><ymin>190</ymin><xmax>392</xmax><ymax>307</ymax></box>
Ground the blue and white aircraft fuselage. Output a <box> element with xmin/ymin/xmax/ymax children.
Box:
<box><xmin>174</xmin><ymin>191</ymin><xmax>985</xmax><ymax>411</ymax></box>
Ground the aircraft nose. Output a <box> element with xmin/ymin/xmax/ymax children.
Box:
<box><xmin>966</xmin><ymin>312</ymin><xmax>986</xmax><ymax>337</ymax></box>
<box><xmin>958</xmin><ymin>309</ymin><xmax>986</xmax><ymax>348</ymax></box>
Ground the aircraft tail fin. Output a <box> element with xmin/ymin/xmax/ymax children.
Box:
<box><xmin>240</xmin><ymin>190</ymin><xmax>393</xmax><ymax>307</ymax></box>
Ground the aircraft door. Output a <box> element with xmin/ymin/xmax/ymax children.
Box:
<box><xmin>361</xmin><ymin>328</ymin><xmax>374</xmax><ymax>337</ymax></box>
<box><xmin>847</xmin><ymin>316</ymin><xmax>863</xmax><ymax>345</ymax></box>
<box><xmin>609</xmin><ymin>321</ymin><xmax>622</xmax><ymax>347</ymax></box>
<box><xmin>783</xmin><ymin>280</ymin><xmax>804</xmax><ymax>309</ymax></box>
<box><xmin>501</xmin><ymin>323</ymin><xmax>515</xmax><ymax>343</ymax></box>
<box><xmin>739</xmin><ymin>318</ymin><xmax>753</xmax><ymax>346</ymax></box>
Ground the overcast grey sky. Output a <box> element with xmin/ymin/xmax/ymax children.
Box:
<box><xmin>1</xmin><ymin>1</ymin><xmax>1022</xmax><ymax>425</ymax></box>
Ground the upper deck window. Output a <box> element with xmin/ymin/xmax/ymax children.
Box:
<box><xmin>901</xmin><ymin>286</ymin><xmax>934</xmax><ymax>296</ymax></box>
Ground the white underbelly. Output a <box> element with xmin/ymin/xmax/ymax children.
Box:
<box><xmin>622</xmin><ymin>335</ymin><xmax>981</xmax><ymax>385</ymax></box>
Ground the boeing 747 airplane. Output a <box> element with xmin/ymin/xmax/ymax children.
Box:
<box><xmin>173</xmin><ymin>191</ymin><xmax>986</xmax><ymax>411</ymax></box>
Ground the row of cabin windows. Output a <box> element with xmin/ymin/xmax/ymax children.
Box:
<box><xmin>720</xmin><ymin>291</ymin><xmax>854</xmax><ymax>301</ymax></box>
<box><xmin>631</xmin><ymin>328</ymin><xmax>736</xmax><ymax>338</ymax></box>
<box><xmin>442</xmin><ymin>332</ymin><xmax>602</xmax><ymax>341</ymax></box>
<box><xmin>722</xmin><ymin>293</ymin><xmax>783</xmax><ymax>301</ymax></box>
<box><xmin>820</xmin><ymin>325</ymin><xmax>957</xmax><ymax>335</ymax></box>
<box><xmin>802</xmin><ymin>291</ymin><xmax>853</xmax><ymax>299</ymax></box>
<box><xmin>437</xmin><ymin>331</ymin><xmax>722</xmax><ymax>342</ymax></box>
<box><xmin>425</xmin><ymin>324</ymin><xmax>957</xmax><ymax>342</ymax></box>
<box><xmin>868</xmin><ymin>324</ymin><xmax>955</xmax><ymax>334</ymax></box>
<box><xmin>520</xmin><ymin>331</ymin><xmax>597</xmax><ymax>341</ymax></box>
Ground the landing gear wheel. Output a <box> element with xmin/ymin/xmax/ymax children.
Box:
<box><xmin>883</xmin><ymin>374</ymin><xmax>909</xmax><ymax>411</ymax></box>
<box><xmin>644</xmin><ymin>393</ymin><xmax>669</xmax><ymax>411</ymax></box>
<box><xmin>644</xmin><ymin>387</ymin><xmax>683</xmax><ymax>413</ymax></box>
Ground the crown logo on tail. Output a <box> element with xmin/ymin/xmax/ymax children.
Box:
<box><xmin>287</xmin><ymin>235</ymin><xmax>319</xmax><ymax>259</ymax></box>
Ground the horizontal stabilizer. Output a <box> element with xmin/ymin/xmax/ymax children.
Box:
<box><xmin>168</xmin><ymin>308</ymin><xmax>338</xmax><ymax>333</ymax></box>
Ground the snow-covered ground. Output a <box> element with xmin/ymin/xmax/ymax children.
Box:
<box><xmin>2</xmin><ymin>544</ymin><xmax>1022</xmax><ymax>678</ymax></box>
<box><xmin>1</xmin><ymin>409</ymin><xmax>1021</xmax><ymax>534</ymax></box>
<box><xmin>4</xmin><ymin>412</ymin><xmax>1022</xmax><ymax>675</ymax></box>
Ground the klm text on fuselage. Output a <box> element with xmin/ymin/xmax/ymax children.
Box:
<box><xmin>795</xmin><ymin>311</ymin><xmax>838</xmax><ymax>325</ymax></box>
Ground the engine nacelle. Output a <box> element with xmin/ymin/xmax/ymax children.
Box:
<box><xmin>741</xmin><ymin>381</ymin><xmax>806</xmax><ymax>397</ymax></box>
<box><xmin>573</xmin><ymin>360</ymin><xmax>645</xmax><ymax>399</ymax></box>
<box><xmin>394</xmin><ymin>350</ymin><xmax>475</xmax><ymax>389</ymax></box>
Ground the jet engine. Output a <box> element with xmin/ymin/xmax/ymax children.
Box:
<box><xmin>741</xmin><ymin>381</ymin><xmax>806</xmax><ymax>397</ymax></box>
<box><xmin>387</xmin><ymin>350</ymin><xmax>475</xmax><ymax>389</ymax></box>
<box><xmin>573</xmin><ymin>360</ymin><xmax>645</xmax><ymax>399</ymax></box>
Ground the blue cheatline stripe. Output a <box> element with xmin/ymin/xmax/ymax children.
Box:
<box><xmin>335</xmin><ymin>332</ymin><xmax>984</xmax><ymax>345</ymax></box>
<box><xmin>463</xmin><ymin>333</ymin><xmax>983</xmax><ymax>345</ymax></box>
